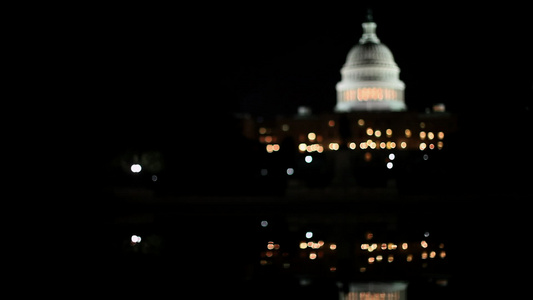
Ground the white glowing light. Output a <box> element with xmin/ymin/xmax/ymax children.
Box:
<box><xmin>305</xmin><ymin>155</ymin><xmax>313</xmax><ymax>163</ymax></box>
<box><xmin>387</xmin><ymin>162</ymin><xmax>393</xmax><ymax>169</ymax></box>
<box><xmin>286</xmin><ymin>168</ymin><xmax>294</xmax><ymax>175</ymax></box>
<box><xmin>306</xmin><ymin>231</ymin><xmax>313</xmax><ymax>239</ymax></box>
<box><xmin>261</xmin><ymin>220</ymin><xmax>268</xmax><ymax>227</ymax></box>
<box><xmin>131</xmin><ymin>164</ymin><xmax>142</xmax><ymax>173</ymax></box>
<box><xmin>131</xmin><ymin>235</ymin><xmax>141</xmax><ymax>243</ymax></box>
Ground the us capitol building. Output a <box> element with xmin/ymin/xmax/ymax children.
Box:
<box><xmin>237</xmin><ymin>14</ymin><xmax>458</xmax><ymax>197</ymax></box>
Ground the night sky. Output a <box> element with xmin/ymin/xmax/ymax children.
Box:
<box><xmin>72</xmin><ymin>2</ymin><xmax>532</xmax><ymax>117</ymax></box>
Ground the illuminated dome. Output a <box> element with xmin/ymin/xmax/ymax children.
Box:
<box><xmin>335</xmin><ymin>17</ymin><xmax>406</xmax><ymax>112</ymax></box>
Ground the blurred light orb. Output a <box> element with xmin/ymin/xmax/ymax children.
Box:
<box><xmin>305</xmin><ymin>155</ymin><xmax>313</xmax><ymax>163</ymax></box>
<box><xmin>131</xmin><ymin>235</ymin><xmax>141</xmax><ymax>243</ymax></box>
<box><xmin>286</xmin><ymin>168</ymin><xmax>294</xmax><ymax>175</ymax></box>
<box><xmin>306</xmin><ymin>231</ymin><xmax>313</xmax><ymax>239</ymax></box>
<box><xmin>131</xmin><ymin>164</ymin><xmax>142</xmax><ymax>173</ymax></box>
<box><xmin>261</xmin><ymin>220</ymin><xmax>268</xmax><ymax>227</ymax></box>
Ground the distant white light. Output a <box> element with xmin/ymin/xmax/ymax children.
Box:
<box><xmin>423</xmin><ymin>154</ymin><xmax>429</xmax><ymax>160</ymax></box>
<box><xmin>287</xmin><ymin>168</ymin><xmax>294</xmax><ymax>175</ymax></box>
<box><xmin>151</xmin><ymin>175</ymin><xmax>158</xmax><ymax>181</ymax></box>
<box><xmin>386</xmin><ymin>162</ymin><xmax>393</xmax><ymax>169</ymax></box>
<box><xmin>131</xmin><ymin>164</ymin><xmax>142</xmax><ymax>173</ymax></box>
<box><xmin>424</xmin><ymin>231</ymin><xmax>430</xmax><ymax>237</ymax></box>
<box><xmin>131</xmin><ymin>235</ymin><xmax>141</xmax><ymax>243</ymax></box>
<box><xmin>261</xmin><ymin>169</ymin><xmax>268</xmax><ymax>176</ymax></box>
<box><xmin>388</xmin><ymin>153</ymin><xmax>395</xmax><ymax>160</ymax></box>
<box><xmin>261</xmin><ymin>220</ymin><xmax>268</xmax><ymax>227</ymax></box>
<box><xmin>305</xmin><ymin>155</ymin><xmax>313</xmax><ymax>163</ymax></box>
<box><xmin>306</xmin><ymin>231</ymin><xmax>313</xmax><ymax>239</ymax></box>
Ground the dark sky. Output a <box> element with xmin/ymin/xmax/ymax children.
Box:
<box><xmin>65</xmin><ymin>2</ymin><xmax>531</xmax><ymax>119</ymax></box>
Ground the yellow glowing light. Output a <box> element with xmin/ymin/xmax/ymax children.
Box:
<box><xmin>440</xmin><ymin>251</ymin><xmax>446</xmax><ymax>258</ymax></box>
<box><xmin>419</xmin><ymin>143</ymin><xmax>427</xmax><ymax>151</ymax></box>
<box><xmin>402</xmin><ymin>243</ymin><xmax>408</xmax><ymax>250</ymax></box>
<box><xmin>419</xmin><ymin>131</ymin><xmax>426</xmax><ymax>140</ymax></box>
<box><xmin>386</xmin><ymin>129</ymin><xmax>392</xmax><ymax>137</ymax></box>
<box><xmin>328</xmin><ymin>120</ymin><xmax>335</xmax><ymax>127</ymax></box>
<box><xmin>366</xmin><ymin>128</ymin><xmax>374</xmax><ymax>136</ymax></box>
<box><xmin>375</xmin><ymin>130</ymin><xmax>382</xmax><ymax>137</ymax></box>
<box><xmin>421</xmin><ymin>251</ymin><xmax>428</xmax><ymax>259</ymax></box>
<box><xmin>368</xmin><ymin>257</ymin><xmax>375</xmax><ymax>264</ymax></box>
<box><xmin>309</xmin><ymin>252</ymin><xmax>317</xmax><ymax>260</ymax></box>
<box><xmin>358</xmin><ymin>119</ymin><xmax>365</xmax><ymax>126</ymax></box>
<box><xmin>349</xmin><ymin>142</ymin><xmax>356</xmax><ymax>149</ymax></box>
<box><xmin>421</xmin><ymin>240</ymin><xmax>428</xmax><ymax>248</ymax></box>
<box><xmin>388</xmin><ymin>255</ymin><xmax>394</xmax><ymax>263</ymax></box>
<box><xmin>428</xmin><ymin>132</ymin><xmax>434</xmax><ymax>140</ymax></box>
<box><xmin>430</xmin><ymin>251</ymin><xmax>436</xmax><ymax>258</ymax></box>
<box><xmin>438</xmin><ymin>131</ymin><xmax>444</xmax><ymax>139</ymax></box>
<box><xmin>376</xmin><ymin>255</ymin><xmax>383</xmax><ymax>262</ymax></box>
<box><xmin>298</xmin><ymin>143</ymin><xmax>307</xmax><ymax>152</ymax></box>
<box><xmin>265</xmin><ymin>136</ymin><xmax>272</xmax><ymax>143</ymax></box>
<box><xmin>380</xmin><ymin>142</ymin><xmax>386</xmax><ymax>149</ymax></box>
<box><xmin>406</xmin><ymin>254</ymin><xmax>413</xmax><ymax>262</ymax></box>
<box><xmin>330</xmin><ymin>244</ymin><xmax>337</xmax><ymax>250</ymax></box>
<box><xmin>329</xmin><ymin>143</ymin><xmax>339</xmax><ymax>150</ymax></box>
<box><xmin>300</xmin><ymin>242</ymin><xmax>307</xmax><ymax>249</ymax></box>
<box><xmin>405</xmin><ymin>129</ymin><xmax>412</xmax><ymax>138</ymax></box>
<box><xmin>400</xmin><ymin>142</ymin><xmax>407</xmax><ymax>149</ymax></box>
<box><xmin>308</xmin><ymin>132</ymin><xmax>316</xmax><ymax>141</ymax></box>
<box><xmin>259</xmin><ymin>127</ymin><xmax>267</xmax><ymax>134</ymax></box>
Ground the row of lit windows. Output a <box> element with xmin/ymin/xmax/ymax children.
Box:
<box><xmin>341</xmin><ymin>88</ymin><xmax>400</xmax><ymax>102</ymax></box>
<box><xmin>266</xmin><ymin>141</ymin><xmax>444</xmax><ymax>153</ymax></box>
<box><xmin>259</xmin><ymin>130</ymin><xmax>444</xmax><ymax>145</ymax></box>
<box><xmin>259</xmin><ymin>120</ymin><xmax>436</xmax><ymax>135</ymax></box>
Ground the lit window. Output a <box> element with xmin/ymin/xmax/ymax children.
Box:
<box><xmin>386</xmin><ymin>129</ymin><xmax>392</xmax><ymax>137</ymax></box>
<box><xmin>438</xmin><ymin>132</ymin><xmax>445</xmax><ymax>140</ymax></box>
<box><xmin>308</xmin><ymin>132</ymin><xmax>316</xmax><ymax>141</ymax></box>
<box><xmin>374</xmin><ymin>130</ymin><xmax>382</xmax><ymax>137</ymax></box>
<box><xmin>405</xmin><ymin>129</ymin><xmax>412</xmax><ymax>138</ymax></box>
<box><xmin>366</xmin><ymin>128</ymin><xmax>373</xmax><ymax>136</ymax></box>
<box><xmin>419</xmin><ymin>131</ymin><xmax>426</xmax><ymax>140</ymax></box>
